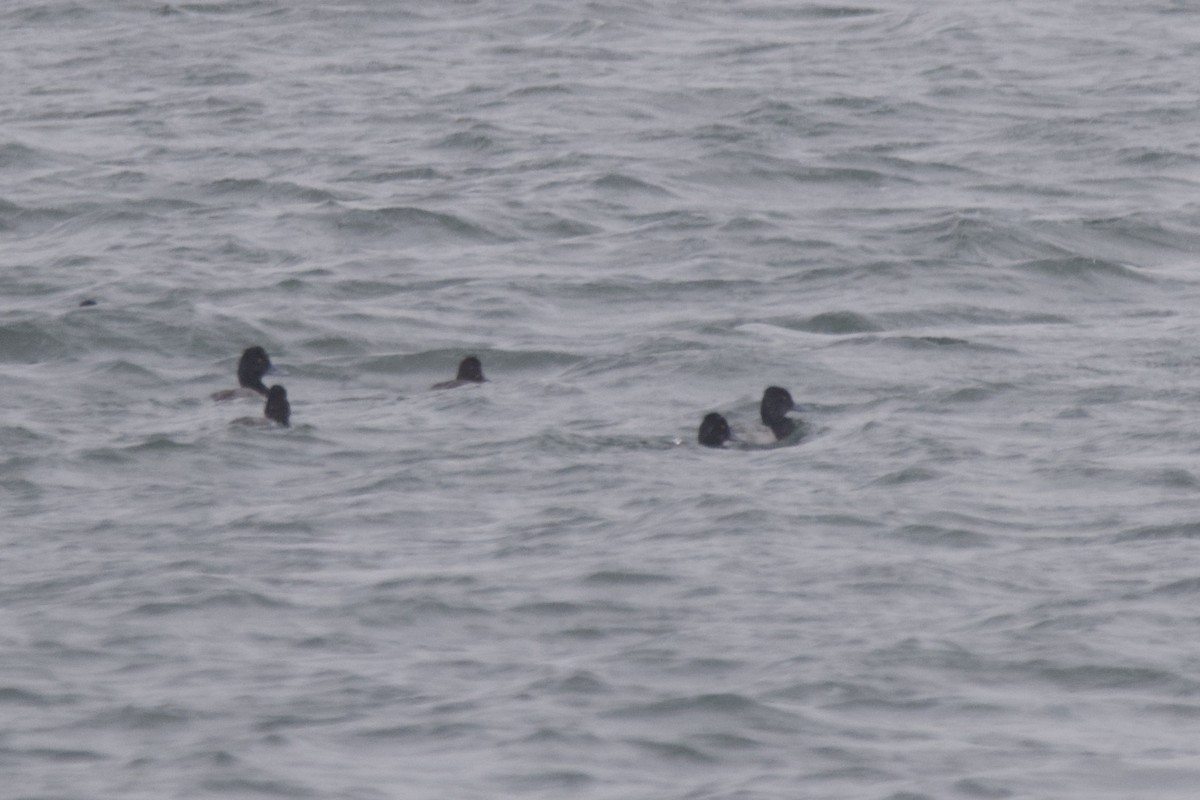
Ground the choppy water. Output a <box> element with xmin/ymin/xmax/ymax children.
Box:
<box><xmin>5</xmin><ymin>1</ymin><xmax>1200</xmax><ymax>798</ymax></box>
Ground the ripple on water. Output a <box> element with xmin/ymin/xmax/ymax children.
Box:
<box><xmin>354</xmin><ymin>720</ymin><xmax>485</xmax><ymax>742</ymax></box>
<box><xmin>606</xmin><ymin>691</ymin><xmax>805</xmax><ymax>735</ymax></box>
<box><xmin>200</xmin><ymin>776</ymin><xmax>318</xmax><ymax>799</ymax></box>
<box><xmin>526</xmin><ymin>669</ymin><xmax>611</xmax><ymax>696</ymax></box>
<box><xmin>314</xmin><ymin>205</ymin><xmax>506</xmax><ymax>243</ymax></box>
<box><xmin>625</xmin><ymin>737</ymin><xmax>716</xmax><ymax>764</ymax></box>
<box><xmin>893</xmin><ymin>523</ymin><xmax>991</xmax><ymax>549</ymax></box>
<box><xmin>592</xmin><ymin>172</ymin><xmax>674</xmax><ymax>196</ymax></box>
<box><xmin>496</xmin><ymin>770</ymin><xmax>596</xmax><ymax>792</ymax></box>
<box><xmin>5</xmin><ymin>746</ymin><xmax>108</xmax><ymax>763</ymax></box>
<box><xmin>0</xmin><ymin>141</ymin><xmax>55</xmax><ymax>168</ymax></box>
<box><xmin>1145</xmin><ymin>577</ymin><xmax>1200</xmax><ymax>597</ymax></box>
<box><xmin>1019</xmin><ymin>660</ymin><xmax>1194</xmax><ymax>693</ymax></box>
<box><xmin>778</xmin><ymin>310</ymin><xmax>882</xmax><ymax>335</ymax></box>
<box><xmin>1138</xmin><ymin>468</ymin><xmax>1200</xmax><ymax>490</ymax></box>
<box><xmin>0</xmin><ymin>320</ymin><xmax>69</xmax><ymax>362</ymax></box>
<box><xmin>871</xmin><ymin>467</ymin><xmax>941</xmax><ymax>486</ymax></box>
<box><xmin>1115</xmin><ymin>522</ymin><xmax>1200</xmax><ymax>542</ymax></box>
<box><xmin>0</xmin><ymin>687</ymin><xmax>60</xmax><ymax>707</ymax></box>
<box><xmin>583</xmin><ymin>570</ymin><xmax>673</xmax><ymax>586</ymax></box>
<box><xmin>1013</xmin><ymin>256</ymin><xmax>1150</xmax><ymax>285</ymax></box>
<box><xmin>88</xmin><ymin>703</ymin><xmax>196</xmax><ymax>731</ymax></box>
<box><xmin>202</xmin><ymin>177</ymin><xmax>346</xmax><ymax>204</ymax></box>
<box><xmin>128</xmin><ymin>589</ymin><xmax>293</xmax><ymax>617</ymax></box>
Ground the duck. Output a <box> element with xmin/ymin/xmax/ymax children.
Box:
<box><xmin>759</xmin><ymin>386</ymin><xmax>799</xmax><ymax>441</ymax></box>
<box><xmin>698</xmin><ymin>412</ymin><xmax>732</xmax><ymax>448</ymax></box>
<box><xmin>431</xmin><ymin>355</ymin><xmax>486</xmax><ymax>390</ymax></box>
<box><xmin>211</xmin><ymin>346</ymin><xmax>274</xmax><ymax>401</ymax></box>
<box><xmin>699</xmin><ymin>387</ymin><xmax>801</xmax><ymax>448</ymax></box>
<box><xmin>232</xmin><ymin>384</ymin><xmax>290</xmax><ymax>428</ymax></box>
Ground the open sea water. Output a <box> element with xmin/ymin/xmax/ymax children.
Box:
<box><xmin>4</xmin><ymin>1</ymin><xmax>1200</xmax><ymax>798</ymax></box>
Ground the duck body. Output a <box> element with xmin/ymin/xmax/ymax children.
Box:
<box><xmin>212</xmin><ymin>346</ymin><xmax>274</xmax><ymax>401</ymax></box>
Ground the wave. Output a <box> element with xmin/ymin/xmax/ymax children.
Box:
<box><xmin>315</xmin><ymin>204</ymin><xmax>506</xmax><ymax>243</ymax></box>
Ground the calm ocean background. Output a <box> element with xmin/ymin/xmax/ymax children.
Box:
<box><xmin>4</xmin><ymin>1</ymin><xmax>1200</xmax><ymax>798</ymax></box>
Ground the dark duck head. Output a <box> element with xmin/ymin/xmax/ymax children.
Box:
<box><xmin>455</xmin><ymin>355</ymin><xmax>485</xmax><ymax>382</ymax></box>
<box><xmin>432</xmin><ymin>355</ymin><xmax>487</xmax><ymax>389</ymax></box>
<box><xmin>760</xmin><ymin>386</ymin><xmax>798</xmax><ymax>441</ymax></box>
<box><xmin>698</xmin><ymin>412</ymin><xmax>732</xmax><ymax>448</ymax></box>
<box><xmin>264</xmin><ymin>384</ymin><xmax>290</xmax><ymax>427</ymax></box>
<box><xmin>237</xmin><ymin>346</ymin><xmax>274</xmax><ymax>395</ymax></box>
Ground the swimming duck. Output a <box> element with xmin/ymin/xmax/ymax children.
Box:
<box><xmin>431</xmin><ymin>355</ymin><xmax>486</xmax><ymax>390</ymax></box>
<box><xmin>232</xmin><ymin>384</ymin><xmax>290</xmax><ymax>428</ymax></box>
<box><xmin>212</xmin><ymin>346</ymin><xmax>274</xmax><ymax>401</ymax></box>
<box><xmin>759</xmin><ymin>386</ymin><xmax>799</xmax><ymax>441</ymax></box>
<box><xmin>698</xmin><ymin>412</ymin><xmax>732</xmax><ymax>448</ymax></box>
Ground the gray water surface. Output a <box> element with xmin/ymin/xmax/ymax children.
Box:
<box><xmin>4</xmin><ymin>1</ymin><xmax>1200</xmax><ymax>798</ymax></box>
